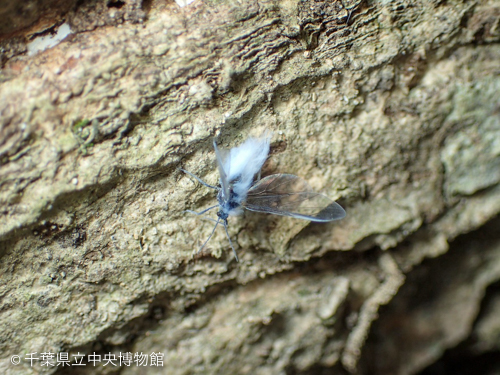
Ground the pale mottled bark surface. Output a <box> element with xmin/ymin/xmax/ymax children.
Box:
<box><xmin>0</xmin><ymin>0</ymin><xmax>499</xmax><ymax>374</ymax></box>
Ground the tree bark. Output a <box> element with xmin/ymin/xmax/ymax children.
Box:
<box><xmin>1</xmin><ymin>0</ymin><xmax>499</xmax><ymax>374</ymax></box>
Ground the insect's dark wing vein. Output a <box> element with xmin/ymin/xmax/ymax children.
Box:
<box><xmin>250</xmin><ymin>176</ymin><xmax>295</xmax><ymax>195</ymax></box>
<box><xmin>247</xmin><ymin>192</ymin><xmax>316</xmax><ymax>207</ymax></box>
<box><xmin>245</xmin><ymin>174</ymin><xmax>346</xmax><ymax>222</ymax></box>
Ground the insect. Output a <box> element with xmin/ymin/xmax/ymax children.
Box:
<box><xmin>180</xmin><ymin>135</ymin><xmax>346</xmax><ymax>262</ymax></box>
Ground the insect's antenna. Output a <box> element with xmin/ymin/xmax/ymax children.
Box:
<box><xmin>222</xmin><ymin>219</ymin><xmax>239</xmax><ymax>262</ymax></box>
<box><xmin>198</xmin><ymin>217</ymin><xmax>220</xmax><ymax>254</ymax></box>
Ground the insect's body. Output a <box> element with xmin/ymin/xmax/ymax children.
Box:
<box><xmin>217</xmin><ymin>187</ymin><xmax>242</xmax><ymax>218</ymax></box>
<box><xmin>181</xmin><ymin>135</ymin><xmax>346</xmax><ymax>262</ymax></box>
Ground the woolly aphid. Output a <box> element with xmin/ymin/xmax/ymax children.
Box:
<box><xmin>180</xmin><ymin>135</ymin><xmax>346</xmax><ymax>262</ymax></box>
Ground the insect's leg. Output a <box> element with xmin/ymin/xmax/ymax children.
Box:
<box><xmin>222</xmin><ymin>219</ymin><xmax>239</xmax><ymax>262</ymax></box>
<box><xmin>198</xmin><ymin>217</ymin><xmax>220</xmax><ymax>253</ymax></box>
<box><xmin>183</xmin><ymin>207</ymin><xmax>217</xmax><ymax>223</ymax></box>
<box><xmin>184</xmin><ymin>205</ymin><xmax>218</xmax><ymax>216</ymax></box>
<box><xmin>179</xmin><ymin>168</ymin><xmax>218</xmax><ymax>190</ymax></box>
<box><xmin>184</xmin><ymin>209</ymin><xmax>219</xmax><ymax>223</ymax></box>
<box><xmin>256</xmin><ymin>170</ymin><xmax>261</xmax><ymax>182</ymax></box>
<box><xmin>200</xmin><ymin>217</ymin><xmax>219</xmax><ymax>224</ymax></box>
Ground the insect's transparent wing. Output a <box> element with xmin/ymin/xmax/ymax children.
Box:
<box><xmin>244</xmin><ymin>174</ymin><xmax>346</xmax><ymax>222</ymax></box>
<box><xmin>213</xmin><ymin>139</ymin><xmax>230</xmax><ymax>199</ymax></box>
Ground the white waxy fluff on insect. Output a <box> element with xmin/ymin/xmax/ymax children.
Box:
<box><xmin>223</xmin><ymin>135</ymin><xmax>270</xmax><ymax>202</ymax></box>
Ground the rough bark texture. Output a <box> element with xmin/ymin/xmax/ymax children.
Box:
<box><xmin>1</xmin><ymin>0</ymin><xmax>499</xmax><ymax>374</ymax></box>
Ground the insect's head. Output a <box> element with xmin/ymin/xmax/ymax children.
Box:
<box><xmin>217</xmin><ymin>210</ymin><xmax>228</xmax><ymax>221</ymax></box>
